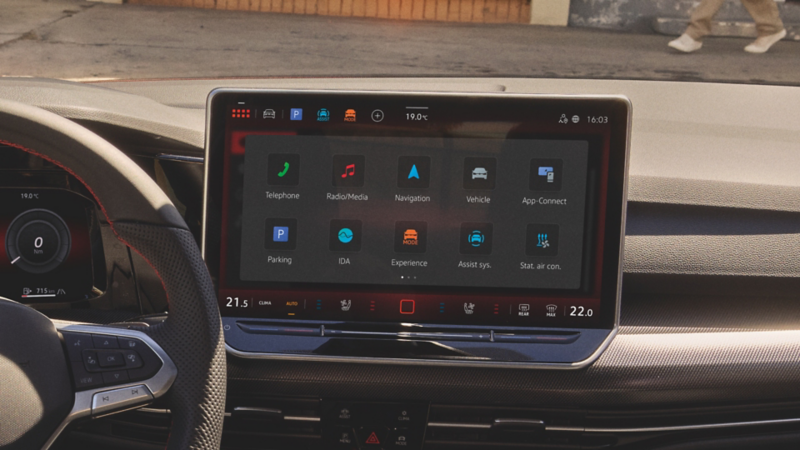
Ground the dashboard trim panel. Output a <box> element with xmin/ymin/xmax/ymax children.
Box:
<box><xmin>224</xmin><ymin>326</ymin><xmax>618</xmax><ymax>370</ymax></box>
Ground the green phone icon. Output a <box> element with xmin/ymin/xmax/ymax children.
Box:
<box><xmin>277</xmin><ymin>162</ymin><xmax>290</xmax><ymax>178</ymax></box>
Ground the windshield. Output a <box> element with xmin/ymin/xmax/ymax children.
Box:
<box><xmin>2</xmin><ymin>0</ymin><xmax>797</xmax><ymax>84</ymax></box>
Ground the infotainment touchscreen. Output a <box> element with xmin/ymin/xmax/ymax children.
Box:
<box><xmin>204</xmin><ymin>90</ymin><xmax>629</xmax><ymax>340</ymax></box>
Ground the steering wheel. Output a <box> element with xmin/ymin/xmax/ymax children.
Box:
<box><xmin>0</xmin><ymin>99</ymin><xmax>225</xmax><ymax>449</ymax></box>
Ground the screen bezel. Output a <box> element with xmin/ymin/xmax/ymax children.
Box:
<box><xmin>203</xmin><ymin>89</ymin><xmax>630</xmax><ymax>334</ymax></box>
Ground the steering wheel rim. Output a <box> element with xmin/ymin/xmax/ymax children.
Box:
<box><xmin>0</xmin><ymin>98</ymin><xmax>225</xmax><ymax>450</ymax></box>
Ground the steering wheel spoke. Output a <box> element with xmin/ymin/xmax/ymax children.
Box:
<box><xmin>41</xmin><ymin>324</ymin><xmax>178</xmax><ymax>450</ymax></box>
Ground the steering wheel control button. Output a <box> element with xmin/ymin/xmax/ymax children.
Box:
<box><xmin>82</xmin><ymin>350</ymin><xmax>99</xmax><ymax>370</ymax></box>
<box><xmin>127</xmin><ymin>343</ymin><xmax>163</xmax><ymax>382</ymax></box>
<box><xmin>92</xmin><ymin>334</ymin><xmax>119</xmax><ymax>349</ymax></box>
<box><xmin>102</xmin><ymin>370</ymin><xmax>130</xmax><ymax>385</ymax></box>
<box><xmin>5</xmin><ymin>209</ymin><xmax>71</xmax><ymax>274</ymax></box>
<box><xmin>122</xmin><ymin>350</ymin><xmax>143</xmax><ymax>369</ymax></box>
<box><xmin>117</xmin><ymin>336</ymin><xmax>144</xmax><ymax>351</ymax></box>
<box><xmin>97</xmin><ymin>351</ymin><xmax>125</xmax><ymax>368</ymax></box>
<box><xmin>91</xmin><ymin>385</ymin><xmax>153</xmax><ymax>417</ymax></box>
<box><xmin>71</xmin><ymin>362</ymin><xmax>103</xmax><ymax>390</ymax></box>
<box><xmin>62</xmin><ymin>331</ymin><xmax>90</xmax><ymax>362</ymax></box>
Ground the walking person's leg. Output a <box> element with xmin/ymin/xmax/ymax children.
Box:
<box><xmin>686</xmin><ymin>0</ymin><xmax>728</xmax><ymax>40</ymax></box>
<box><xmin>741</xmin><ymin>0</ymin><xmax>786</xmax><ymax>53</ymax></box>
<box><xmin>669</xmin><ymin>0</ymin><xmax>726</xmax><ymax>53</ymax></box>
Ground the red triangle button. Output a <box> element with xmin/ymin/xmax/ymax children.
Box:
<box><xmin>365</xmin><ymin>432</ymin><xmax>380</xmax><ymax>445</ymax></box>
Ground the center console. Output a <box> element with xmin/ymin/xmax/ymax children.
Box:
<box><xmin>203</xmin><ymin>89</ymin><xmax>630</xmax><ymax>368</ymax></box>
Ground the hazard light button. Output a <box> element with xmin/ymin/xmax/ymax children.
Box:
<box><xmin>357</xmin><ymin>427</ymin><xmax>388</xmax><ymax>447</ymax></box>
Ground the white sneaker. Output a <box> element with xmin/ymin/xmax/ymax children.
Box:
<box><xmin>745</xmin><ymin>29</ymin><xmax>787</xmax><ymax>53</ymax></box>
<box><xmin>668</xmin><ymin>34</ymin><xmax>703</xmax><ymax>53</ymax></box>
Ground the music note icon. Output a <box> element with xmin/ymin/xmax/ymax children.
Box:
<box><xmin>332</xmin><ymin>155</ymin><xmax>365</xmax><ymax>187</ymax></box>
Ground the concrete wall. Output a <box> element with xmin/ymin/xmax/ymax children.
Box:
<box><xmin>569</xmin><ymin>0</ymin><xmax>800</xmax><ymax>32</ymax></box>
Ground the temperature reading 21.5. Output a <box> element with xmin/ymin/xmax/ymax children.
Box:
<box><xmin>226</xmin><ymin>297</ymin><xmax>249</xmax><ymax>308</ymax></box>
<box><xmin>569</xmin><ymin>306</ymin><xmax>593</xmax><ymax>317</ymax></box>
<box><xmin>406</xmin><ymin>113</ymin><xmax>428</xmax><ymax>121</ymax></box>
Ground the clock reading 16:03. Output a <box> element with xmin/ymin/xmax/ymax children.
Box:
<box><xmin>586</xmin><ymin>116</ymin><xmax>609</xmax><ymax>124</ymax></box>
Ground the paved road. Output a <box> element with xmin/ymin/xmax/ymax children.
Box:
<box><xmin>1</xmin><ymin>0</ymin><xmax>799</xmax><ymax>84</ymax></box>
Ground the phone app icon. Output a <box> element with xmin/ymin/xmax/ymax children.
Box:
<box><xmin>394</xmin><ymin>221</ymin><xmax>427</xmax><ymax>253</ymax></box>
<box><xmin>267</xmin><ymin>153</ymin><xmax>300</xmax><ymax>186</ymax></box>
<box><xmin>329</xmin><ymin>220</ymin><xmax>362</xmax><ymax>252</ymax></box>
<box><xmin>332</xmin><ymin>155</ymin><xmax>365</xmax><ymax>187</ymax></box>
<box><xmin>264</xmin><ymin>219</ymin><xmax>297</xmax><ymax>250</ymax></box>
<box><xmin>397</xmin><ymin>156</ymin><xmax>431</xmax><ymax>188</ymax></box>
<box><xmin>529</xmin><ymin>159</ymin><xmax>563</xmax><ymax>191</ymax></box>
<box><xmin>463</xmin><ymin>157</ymin><xmax>497</xmax><ymax>190</ymax></box>
<box><xmin>459</xmin><ymin>223</ymin><xmax>493</xmax><ymax>255</ymax></box>
<box><xmin>525</xmin><ymin>224</ymin><xmax>559</xmax><ymax>257</ymax></box>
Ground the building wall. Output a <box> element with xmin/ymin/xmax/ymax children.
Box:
<box><xmin>128</xmin><ymin>0</ymin><xmax>532</xmax><ymax>23</ymax></box>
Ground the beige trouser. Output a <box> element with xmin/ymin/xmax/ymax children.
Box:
<box><xmin>686</xmin><ymin>0</ymin><xmax>785</xmax><ymax>40</ymax></box>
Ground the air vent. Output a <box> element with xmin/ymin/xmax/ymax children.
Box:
<box><xmin>59</xmin><ymin>406</ymin><xmax>172</xmax><ymax>449</ymax></box>
<box><xmin>425</xmin><ymin>404</ymin><xmax>583</xmax><ymax>449</ymax></box>
<box><xmin>222</xmin><ymin>396</ymin><xmax>322</xmax><ymax>450</ymax></box>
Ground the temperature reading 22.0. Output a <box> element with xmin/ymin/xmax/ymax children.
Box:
<box><xmin>569</xmin><ymin>306</ymin><xmax>593</xmax><ymax>317</ymax></box>
<box><xmin>226</xmin><ymin>297</ymin><xmax>249</xmax><ymax>308</ymax></box>
<box><xmin>406</xmin><ymin>113</ymin><xmax>428</xmax><ymax>121</ymax></box>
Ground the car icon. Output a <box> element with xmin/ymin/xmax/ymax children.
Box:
<box><xmin>263</xmin><ymin>108</ymin><xmax>276</xmax><ymax>119</ymax></box>
<box><xmin>403</xmin><ymin>229</ymin><xmax>418</xmax><ymax>245</ymax></box>
<box><xmin>344</xmin><ymin>109</ymin><xmax>356</xmax><ymax>122</ymax></box>
<box><xmin>468</xmin><ymin>230</ymin><xmax>484</xmax><ymax>247</ymax></box>
<box><xmin>472</xmin><ymin>167</ymin><xmax>488</xmax><ymax>180</ymax></box>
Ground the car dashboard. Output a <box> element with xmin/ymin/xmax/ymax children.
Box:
<box><xmin>2</xmin><ymin>76</ymin><xmax>800</xmax><ymax>450</ymax></box>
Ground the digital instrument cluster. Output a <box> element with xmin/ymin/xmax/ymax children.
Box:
<box><xmin>0</xmin><ymin>188</ymin><xmax>97</xmax><ymax>302</ymax></box>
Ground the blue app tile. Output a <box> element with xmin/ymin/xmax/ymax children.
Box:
<box><xmin>273</xmin><ymin>226</ymin><xmax>290</xmax><ymax>242</ymax></box>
